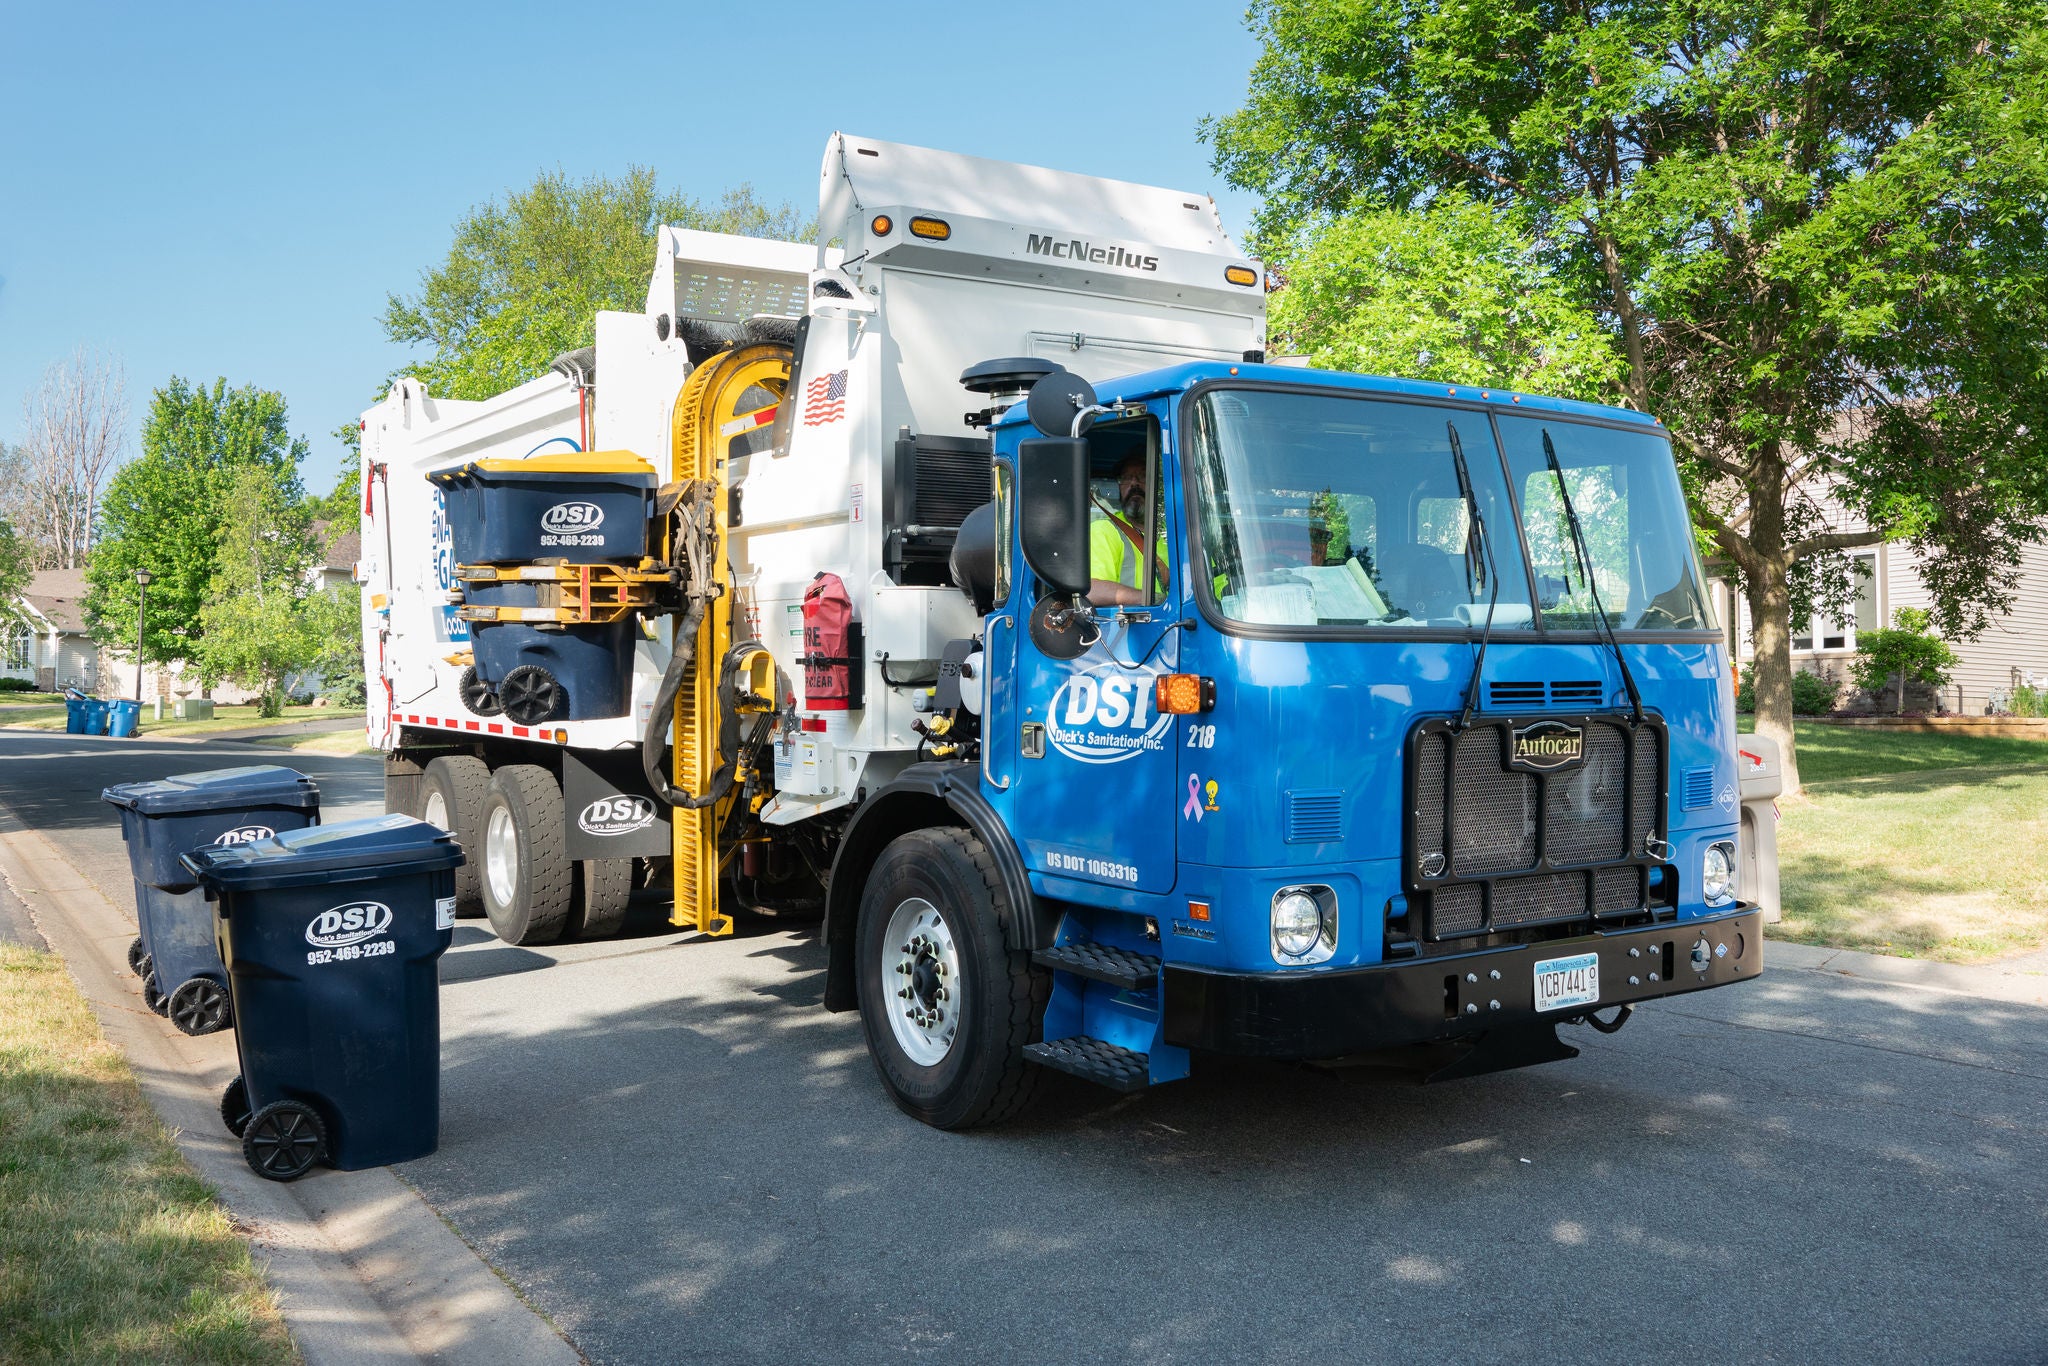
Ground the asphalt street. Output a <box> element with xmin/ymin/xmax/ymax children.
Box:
<box><xmin>4</xmin><ymin>728</ymin><xmax>2045</xmax><ymax>1364</ymax></box>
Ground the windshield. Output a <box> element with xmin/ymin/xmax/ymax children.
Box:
<box><xmin>1186</xmin><ymin>389</ymin><xmax>1535</xmax><ymax>629</ymax></box>
<box><xmin>1494</xmin><ymin>415</ymin><xmax>1715</xmax><ymax>631</ymax></box>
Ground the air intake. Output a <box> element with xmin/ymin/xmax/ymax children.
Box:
<box><xmin>1284</xmin><ymin>790</ymin><xmax>1344</xmax><ymax>844</ymax></box>
<box><xmin>1487</xmin><ymin>682</ymin><xmax>1547</xmax><ymax>708</ymax></box>
<box><xmin>1550</xmin><ymin>680</ymin><xmax>1604</xmax><ymax>706</ymax></box>
<box><xmin>1682</xmin><ymin>766</ymin><xmax>1716</xmax><ymax>810</ymax></box>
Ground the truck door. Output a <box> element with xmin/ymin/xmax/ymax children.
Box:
<box><xmin>997</xmin><ymin>415</ymin><xmax>1180</xmax><ymax>896</ymax></box>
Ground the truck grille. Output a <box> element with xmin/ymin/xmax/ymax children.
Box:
<box><xmin>1407</xmin><ymin>716</ymin><xmax>1664</xmax><ymax>942</ymax></box>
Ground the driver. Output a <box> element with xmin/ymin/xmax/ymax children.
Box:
<box><xmin>1088</xmin><ymin>453</ymin><xmax>1168</xmax><ymax>607</ymax></box>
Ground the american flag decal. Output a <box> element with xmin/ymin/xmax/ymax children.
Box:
<box><xmin>803</xmin><ymin>369</ymin><xmax>849</xmax><ymax>425</ymax></box>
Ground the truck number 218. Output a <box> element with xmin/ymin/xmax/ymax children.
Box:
<box><xmin>1185</xmin><ymin>725</ymin><xmax>1217</xmax><ymax>749</ymax></box>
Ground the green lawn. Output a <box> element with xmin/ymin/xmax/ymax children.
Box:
<box><xmin>0</xmin><ymin>701</ymin><xmax>361</xmax><ymax>740</ymax></box>
<box><xmin>0</xmin><ymin>943</ymin><xmax>295</xmax><ymax>1363</ymax></box>
<box><xmin>1747</xmin><ymin>720</ymin><xmax>2048</xmax><ymax>962</ymax></box>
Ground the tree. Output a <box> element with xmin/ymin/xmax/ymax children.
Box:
<box><xmin>383</xmin><ymin>170</ymin><xmax>811</xmax><ymax>401</ymax></box>
<box><xmin>1269</xmin><ymin>195</ymin><xmax>1624</xmax><ymax>401</ymax></box>
<box><xmin>1851</xmin><ymin>607</ymin><xmax>1958</xmax><ymax>714</ymax></box>
<box><xmin>306</xmin><ymin>430</ymin><xmax>362</xmax><ymax>537</ymax></box>
<box><xmin>193</xmin><ymin>465</ymin><xmax>321</xmax><ymax>716</ymax></box>
<box><xmin>0</xmin><ymin>516</ymin><xmax>31</xmax><ymax>615</ymax></box>
<box><xmin>85</xmin><ymin>378</ymin><xmax>308</xmax><ymax>670</ymax></box>
<box><xmin>1208</xmin><ymin>0</ymin><xmax>2048</xmax><ymax>792</ymax></box>
<box><xmin>4</xmin><ymin>349</ymin><xmax>128</xmax><ymax>569</ymax></box>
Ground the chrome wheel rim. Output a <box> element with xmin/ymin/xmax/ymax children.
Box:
<box><xmin>882</xmin><ymin>896</ymin><xmax>963</xmax><ymax>1067</ymax></box>
<box><xmin>422</xmin><ymin>789</ymin><xmax>448</xmax><ymax>831</ymax></box>
<box><xmin>484</xmin><ymin>805</ymin><xmax>519</xmax><ymax>910</ymax></box>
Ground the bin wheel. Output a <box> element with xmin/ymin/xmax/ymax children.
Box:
<box><xmin>128</xmin><ymin>937</ymin><xmax>148</xmax><ymax>977</ymax></box>
<box><xmin>136</xmin><ymin>952</ymin><xmax>154</xmax><ymax>985</ymax></box>
<box><xmin>479</xmin><ymin>764</ymin><xmax>573</xmax><ymax>945</ymax></box>
<box><xmin>221</xmin><ymin>1075</ymin><xmax>251</xmax><ymax>1138</ymax></box>
<box><xmin>856</xmin><ymin>827</ymin><xmax>1050</xmax><ymax>1130</ymax></box>
<box><xmin>421</xmin><ymin>755</ymin><xmax>493</xmax><ymax>918</ymax></box>
<box><xmin>168</xmin><ymin>978</ymin><xmax>233</xmax><ymax>1036</ymax></box>
<box><xmin>459</xmin><ymin>666</ymin><xmax>502</xmax><ymax>718</ymax></box>
<box><xmin>141</xmin><ymin>971</ymin><xmax>169</xmax><ymax>1017</ymax></box>
<box><xmin>242</xmin><ymin>1100</ymin><xmax>327</xmax><ymax>1182</ymax></box>
<box><xmin>568</xmin><ymin>859</ymin><xmax>633</xmax><ymax>939</ymax></box>
<box><xmin>498</xmin><ymin>665</ymin><xmax>564</xmax><ymax>727</ymax></box>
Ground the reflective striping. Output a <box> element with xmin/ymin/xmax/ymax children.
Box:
<box><xmin>487</xmin><ymin>724</ymin><xmax>503</xmax><ymax>734</ymax></box>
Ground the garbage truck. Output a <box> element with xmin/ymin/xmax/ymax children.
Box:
<box><xmin>359</xmin><ymin>133</ymin><xmax>1769</xmax><ymax>1128</ymax></box>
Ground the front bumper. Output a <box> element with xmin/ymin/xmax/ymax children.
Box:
<box><xmin>1163</xmin><ymin>905</ymin><xmax>1762</xmax><ymax>1060</ymax></box>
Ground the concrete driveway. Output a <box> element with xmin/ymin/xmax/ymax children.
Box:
<box><xmin>4</xmin><ymin>728</ymin><xmax>2045</xmax><ymax>1364</ymax></box>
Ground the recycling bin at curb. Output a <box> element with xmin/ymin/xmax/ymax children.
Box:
<box><xmin>428</xmin><ymin>451</ymin><xmax>657</xmax><ymax>565</ymax></box>
<box><xmin>181</xmin><ymin>815</ymin><xmax>464</xmax><ymax>1182</ymax></box>
<box><xmin>107</xmin><ymin>698</ymin><xmax>141</xmax><ymax>737</ymax></box>
<box><xmin>64</xmin><ymin>693</ymin><xmax>90</xmax><ymax>734</ymax></box>
<box><xmin>103</xmin><ymin>765</ymin><xmax>321</xmax><ymax>1035</ymax></box>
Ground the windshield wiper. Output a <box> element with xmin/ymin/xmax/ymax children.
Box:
<box><xmin>1448</xmin><ymin>421</ymin><xmax>1501</xmax><ymax>731</ymax></box>
<box><xmin>1542</xmin><ymin>428</ymin><xmax>1644</xmax><ymax>724</ymax></box>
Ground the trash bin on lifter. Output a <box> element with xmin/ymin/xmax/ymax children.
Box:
<box><xmin>181</xmin><ymin>815</ymin><xmax>464</xmax><ymax>1182</ymax></box>
<box><xmin>428</xmin><ymin>451</ymin><xmax>657</xmax><ymax>566</ymax></box>
<box><xmin>460</xmin><ymin>578</ymin><xmax>637</xmax><ymax>724</ymax></box>
<box><xmin>103</xmin><ymin>765</ymin><xmax>322</xmax><ymax>1035</ymax></box>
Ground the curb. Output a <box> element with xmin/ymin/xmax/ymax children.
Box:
<box><xmin>0</xmin><ymin>808</ymin><xmax>582</xmax><ymax>1366</ymax></box>
<box><xmin>1765</xmin><ymin>937</ymin><xmax>2048</xmax><ymax>1008</ymax></box>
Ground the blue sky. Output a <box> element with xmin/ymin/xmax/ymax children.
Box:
<box><xmin>0</xmin><ymin>2</ymin><xmax>1263</xmax><ymax>496</ymax></box>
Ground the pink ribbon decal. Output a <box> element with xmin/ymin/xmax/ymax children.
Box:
<box><xmin>1184</xmin><ymin>774</ymin><xmax>1203</xmax><ymax>821</ymax></box>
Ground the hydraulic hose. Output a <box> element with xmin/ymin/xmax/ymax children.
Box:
<box><xmin>641</xmin><ymin>618</ymin><xmax>770</xmax><ymax>812</ymax></box>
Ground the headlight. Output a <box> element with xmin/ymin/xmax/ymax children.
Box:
<box><xmin>1703</xmin><ymin>841</ymin><xmax>1736</xmax><ymax>905</ymax></box>
<box><xmin>1270</xmin><ymin>886</ymin><xmax>1335</xmax><ymax>964</ymax></box>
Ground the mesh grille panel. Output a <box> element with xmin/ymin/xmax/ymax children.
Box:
<box><xmin>1594</xmin><ymin>865</ymin><xmax>1643</xmax><ymax>913</ymax></box>
<box><xmin>1491</xmin><ymin>872</ymin><xmax>1587</xmax><ymax>926</ymax></box>
<box><xmin>1414</xmin><ymin>731</ymin><xmax>1447</xmax><ymax>866</ymax></box>
<box><xmin>917</xmin><ymin>445</ymin><xmax>993</xmax><ymax>526</ymax></box>
<box><xmin>1632</xmin><ymin>727</ymin><xmax>1661</xmax><ymax>848</ymax></box>
<box><xmin>1544</xmin><ymin>723</ymin><xmax>1628</xmax><ymax>865</ymax></box>
<box><xmin>1432</xmin><ymin>884</ymin><xmax>1484</xmax><ymax>937</ymax></box>
<box><xmin>1451</xmin><ymin>730</ymin><xmax>1536</xmax><ymax>875</ymax></box>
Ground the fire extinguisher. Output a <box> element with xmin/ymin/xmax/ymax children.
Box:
<box><xmin>800</xmin><ymin>572</ymin><xmax>862</xmax><ymax>711</ymax></box>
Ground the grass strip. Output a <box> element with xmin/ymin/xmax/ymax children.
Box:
<box><xmin>0</xmin><ymin>942</ymin><xmax>295</xmax><ymax>1364</ymax></box>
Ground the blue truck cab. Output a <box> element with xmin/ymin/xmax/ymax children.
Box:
<box><xmin>824</xmin><ymin>359</ymin><xmax>1761</xmax><ymax>1128</ymax></box>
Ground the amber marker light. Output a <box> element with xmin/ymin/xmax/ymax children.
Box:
<box><xmin>870</xmin><ymin>214</ymin><xmax>893</xmax><ymax>236</ymax></box>
<box><xmin>1224</xmin><ymin>264</ymin><xmax>1259</xmax><ymax>287</ymax></box>
<box><xmin>1156</xmin><ymin>674</ymin><xmax>1216</xmax><ymax>714</ymax></box>
<box><xmin>908</xmin><ymin>216</ymin><xmax>951</xmax><ymax>240</ymax></box>
<box><xmin>1188</xmin><ymin>901</ymin><xmax>1212</xmax><ymax>922</ymax></box>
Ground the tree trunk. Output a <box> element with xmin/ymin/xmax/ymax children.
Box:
<box><xmin>1896</xmin><ymin>670</ymin><xmax>1906</xmax><ymax>715</ymax></box>
<box><xmin>1745</xmin><ymin>566</ymin><xmax>1802</xmax><ymax>796</ymax></box>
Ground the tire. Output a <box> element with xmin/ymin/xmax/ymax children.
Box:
<box><xmin>243</xmin><ymin>1100</ymin><xmax>327</xmax><ymax>1182</ymax></box>
<box><xmin>221</xmin><ymin>1075</ymin><xmax>251</xmax><ymax>1138</ymax></box>
<box><xmin>478</xmin><ymin>764</ymin><xmax>573</xmax><ymax>946</ymax></box>
<box><xmin>459</xmin><ymin>666</ymin><xmax>501</xmax><ymax>717</ymax></box>
<box><xmin>141</xmin><ymin>970</ymin><xmax>169</xmax><ymax>1017</ymax></box>
<box><xmin>567</xmin><ymin>859</ymin><xmax>633</xmax><ymax>939</ymax></box>
<box><xmin>499</xmin><ymin>665</ymin><xmax>564</xmax><ymax>727</ymax></box>
<box><xmin>128</xmin><ymin>937</ymin><xmax>147</xmax><ymax>977</ymax></box>
<box><xmin>167</xmin><ymin>978</ymin><xmax>232</xmax><ymax>1036</ymax></box>
<box><xmin>856</xmin><ymin>827</ymin><xmax>1049</xmax><ymax>1130</ymax></box>
<box><xmin>420</xmin><ymin>755</ymin><xmax>492</xmax><ymax>918</ymax></box>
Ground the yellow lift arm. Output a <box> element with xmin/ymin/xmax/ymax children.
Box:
<box><xmin>666</xmin><ymin>342</ymin><xmax>790</xmax><ymax>936</ymax></box>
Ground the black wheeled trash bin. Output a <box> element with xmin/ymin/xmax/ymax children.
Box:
<box><xmin>181</xmin><ymin>815</ymin><xmax>464</xmax><ymax>1182</ymax></box>
<box><xmin>103</xmin><ymin>765</ymin><xmax>321</xmax><ymax>1035</ymax></box>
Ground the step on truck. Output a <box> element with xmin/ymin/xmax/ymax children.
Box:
<box><xmin>359</xmin><ymin>133</ymin><xmax>1773</xmax><ymax>1128</ymax></box>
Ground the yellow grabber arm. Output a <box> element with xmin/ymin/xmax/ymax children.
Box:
<box><xmin>662</xmin><ymin>342</ymin><xmax>790</xmax><ymax>936</ymax></box>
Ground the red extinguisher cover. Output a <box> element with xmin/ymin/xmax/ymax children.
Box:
<box><xmin>801</xmin><ymin>572</ymin><xmax>858</xmax><ymax>711</ymax></box>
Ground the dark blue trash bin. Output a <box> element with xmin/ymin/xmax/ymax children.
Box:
<box><xmin>428</xmin><ymin>452</ymin><xmax>656</xmax><ymax>565</ymax></box>
<box><xmin>463</xmin><ymin>579</ymin><xmax>636</xmax><ymax>721</ymax></box>
<box><xmin>104</xmin><ymin>766</ymin><xmax>322</xmax><ymax>1034</ymax></box>
<box><xmin>182</xmin><ymin>815</ymin><xmax>464</xmax><ymax>1180</ymax></box>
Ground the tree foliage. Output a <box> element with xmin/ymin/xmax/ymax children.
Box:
<box><xmin>383</xmin><ymin>169</ymin><xmax>811</xmax><ymax>401</ymax></box>
<box><xmin>85</xmin><ymin>378</ymin><xmax>308</xmax><ymax>666</ymax></box>
<box><xmin>1851</xmin><ymin>606</ymin><xmax>1959</xmax><ymax>712</ymax></box>
<box><xmin>1208</xmin><ymin>0</ymin><xmax>2048</xmax><ymax>789</ymax></box>
<box><xmin>193</xmin><ymin>465</ymin><xmax>326</xmax><ymax>716</ymax></box>
<box><xmin>0</xmin><ymin>516</ymin><xmax>32</xmax><ymax>622</ymax></box>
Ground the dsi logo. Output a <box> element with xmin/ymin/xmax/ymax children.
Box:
<box><xmin>305</xmin><ymin>901</ymin><xmax>394</xmax><ymax>949</ymax></box>
<box><xmin>214</xmin><ymin>825</ymin><xmax>273</xmax><ymax>846</ymax></box>
<box><xmin>578</xmin><ymin>796</ymin><xmax>656</xmax><ymax>836</ymax></box>
<box><xmin>541</xmin><ymin>502</ymin><xmax>604</xmax><ymax>535</ymax></box>
<box><xmin>1044</xmin><ymin>666</ymin><xmax>1172</xmax><ymax>765</ymax></box>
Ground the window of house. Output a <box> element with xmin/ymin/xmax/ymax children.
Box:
<box><xmin>1792</xmin><ymin>554</ymin><xmax>1878</xmax><ymax>652</ymax></box>
<box><xmin>3</xmin><ymin>623</ymin><xmax>31</xmax><ymax>672</ymax></box>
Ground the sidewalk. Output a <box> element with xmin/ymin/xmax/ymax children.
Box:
<box><xmin>1763</xmin><ymin>938</ymin><xmax>2048</xmax><ymax>1008</ymax></box>
<box><xmin>0</xmin><ymin>803</ymin><xmax>581</xmax><ymax>1366</ymax></box>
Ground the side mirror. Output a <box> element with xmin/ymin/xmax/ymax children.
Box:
<box><xmin>1016</xmin><ymin>438</ymin><xmax>1090</xmax><ymax>597</ymax></box>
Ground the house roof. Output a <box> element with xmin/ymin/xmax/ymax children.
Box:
<box><xmin>310</xmin><ymin>520</ymin><xmax>360</xmax><ymax>571</ymax></box>
<box><xmin>21</xmin><ymin>568</ymin><xmax>89</xmax><ymax>634</ymax></box>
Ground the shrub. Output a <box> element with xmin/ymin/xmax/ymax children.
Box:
<box><xmin>0</xmin><ymin>677</ymin><xmax>38</xmax><ymax>692</ymax></box>
<box><xmin>2008</xmin><ymin>685</ymin><xmax>2047</xmax><ymax>718</ymax></box>
<box><xmin>1852</xmin><ymin>608</ymin><xmax>1958</xmax><ymax>714</ymax></box>
<box><xmin>1735</xmin><ymin>673</ymin><xmax>1755</xmax><ymax>714</ymax></box>
<box><xmin>1792</xmin><ymin>669</ymin><xmax>1840</xmax><ymax>715</ymax></box>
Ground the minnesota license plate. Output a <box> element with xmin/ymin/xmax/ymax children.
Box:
<box><xmin>1533</xmin><ymin>952</ymin><xmax>1600</xmax><ymax>1012</ymax></box>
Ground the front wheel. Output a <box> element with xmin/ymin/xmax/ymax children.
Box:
<box><xmin>479</xmin><ymin>765</ymin><xmax>573</xmax><ymax>946</ymax></box>
<box><xmin>856</xmin><ymin>828</ymin><xmax>1048</xmax><ymax>1130</ymax></box>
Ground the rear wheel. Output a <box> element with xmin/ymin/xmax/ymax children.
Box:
<box><xmin>168</xmin><ymin>978</ymin><xmax>232</xmax><ymax>1036</ymax></box>
<box><xmin>856</xmin><ymin>828</ymin><xmax>1049</xmax><ymax>1130</ymax></box>
<box><xmin>459</xmin><ymin>666</ymin><xmax>501</xmax><ymax>717</ymax></box>
<box><xmin>499</xmin><ymin>665</ymin><xmax>564</xmax><ymax>727</ymax></box>
<box><xmin>567</xmin><ymin>859</ymin><xmax>633</xmax><ymax>939</ymax></box>
<box><xmin>220</xmin><ymin>1075</ymin><xmax>251</xmax><ymax>1138</ymax></box>
<box><xmin>243</xmin><ymin>1101</ymin><xmax>327</xmax><ymax>1182</ymax></box>
<box><xmin>479</xmin><ymin>765</ymin><xmax>573</xmax><ymax>945</ymax></box>
<box><xmin>141</xmin><ymin>970</ymin><xmax>168</xmax><ymax>1017</ymax></box>
<box><xmin>420</xmin><ymin>756</ymin><xmax>491</xmax><ymax>918</ymax></box>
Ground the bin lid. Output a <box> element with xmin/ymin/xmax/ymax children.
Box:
<box><xmin>180</xmin><ymin>814</ymin><xmax>464</xmax><ymax>892</ymax></box>
<box><xmin>428</xmin><ymin>451</ymin><xmax>657</xmax><ymax>486</ymax></box>
<box><xmin>103</xmin><ymin>764</ymin><xmax>321</xmax><ymax>816</ymax></box>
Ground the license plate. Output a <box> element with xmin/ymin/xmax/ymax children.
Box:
<box><xmin>1534</xmin><ymin>952</ymin><xmax>1600</xmax><ymax>1012</ymax></box>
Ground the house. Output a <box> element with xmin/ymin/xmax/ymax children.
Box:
<box><xmin>3</xmin><ymin>569</ymin><xmax>98</xmax><ymax>692</ymax></box>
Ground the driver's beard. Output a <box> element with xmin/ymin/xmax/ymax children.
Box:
<box><xmin>1119</xmin><ymin>491</ymin><xmax>1145</xmax><ymax>521</ymax></box>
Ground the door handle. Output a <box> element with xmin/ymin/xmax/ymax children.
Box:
<box><xmin>982</xmin><ymin>615</ymin><xmax>1013</xmax><ymax>791</ymax></box>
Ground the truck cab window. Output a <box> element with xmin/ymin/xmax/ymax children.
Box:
<box><xmin>1083</xmin><ymin>418</ymin><xmax>1167</xmax><ymax>608</ymax></box>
